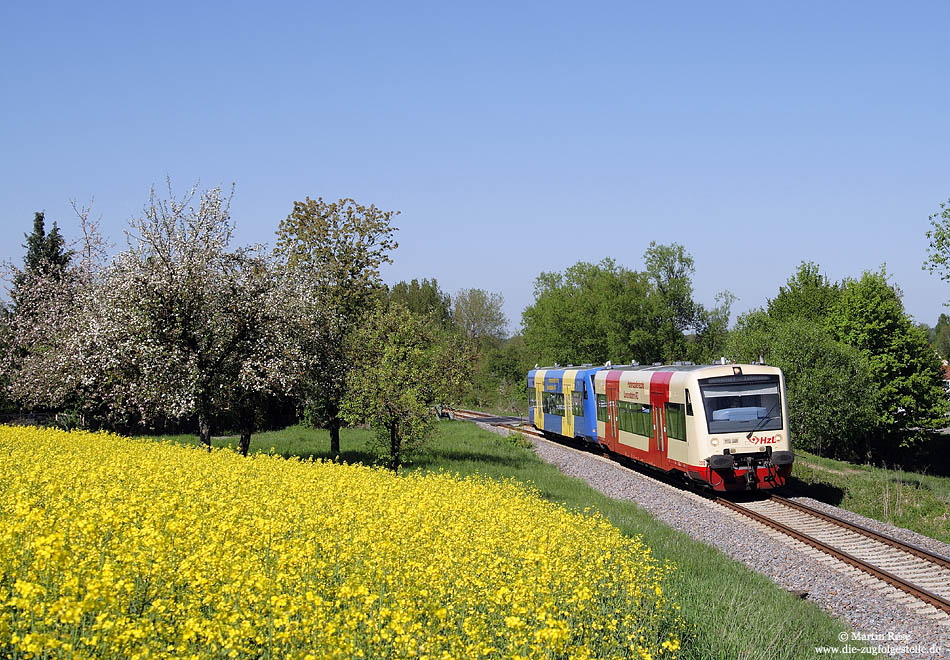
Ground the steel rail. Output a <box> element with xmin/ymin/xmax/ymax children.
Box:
<box><xmin>768</xmin><ymin>494</ymin><xmax>950</xmax><ymax>570</ymax></box>
<box><xmin>718</xmin><ymin>498</ymin><xmax>950</xmax><ymax>614</ymax></box>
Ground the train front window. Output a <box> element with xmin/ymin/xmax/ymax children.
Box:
<box><xmin>698</xmin><ymin>375</ymin><xmax>783</xmax><ymax>434</ymax></box>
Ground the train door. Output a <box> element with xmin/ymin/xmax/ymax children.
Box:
<box><xmin>562</xmin><ymin>369</ymin><xmax>578</xmax><ymax>440</ymax></box>
<box><xmin>649</xmin><ymin>372</ymin><xmax>673</xmax><ymax>471</ymax></box>
<box><xmin>533</xmin><ymin>369</ymin><xmax>546</xmax><ymax>429</ymax></box>
<box><xmin>604</xmin><ymin>371</ymin><xmax>620</xmax><ymax>451</ymax></box>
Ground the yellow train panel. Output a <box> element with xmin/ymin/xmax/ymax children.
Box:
<box><xmin>533</xmin><ymin>369</ymin><xmax>546</xmax><ymax>429</ymax></box>
<box><xmin>562</xmin><ymin>369</ymin><xmax>578</xmax><ymax>439</ymax></box>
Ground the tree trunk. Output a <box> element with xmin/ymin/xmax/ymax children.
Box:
<box><xmin>198</xmin><ymin>413</ymin><xmax>213</xmax><ymax>452</ymax></box>
<box><xmin>328</xmin><ymin>399</ymin><xmax>341</xmax><ymax>457</ymax></box>
<box><xmin>388</xmin><ymin>420</ymin><xmax>401</xmax><ymax>472</ymax></box>
<box><xmin>238</xmin><ymin>406</ymin><xmax>254</xmax><ymax>457</ymax></box>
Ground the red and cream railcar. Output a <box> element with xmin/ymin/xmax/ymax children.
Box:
<box><xmin>593</xmin><ymin>363</ymin><xmax>794</xmax><ymax>491</ymax></box>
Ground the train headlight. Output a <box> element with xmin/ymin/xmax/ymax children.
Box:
<box><xmin>710</xmin><ymin>437</ymin><xmax>720</xmax><ymax>447</ymax></box>
<box><xmin>774</xmin><ymin>433</ymin><xmax>783</xmax><ymax>444</ymax></box>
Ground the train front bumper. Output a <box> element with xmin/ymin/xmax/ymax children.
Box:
<box><xmin>697</xmin><ymin>449</ymin><xmax>795</xmax><ymax>491</ymax></box>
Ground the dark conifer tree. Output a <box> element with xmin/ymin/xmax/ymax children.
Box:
<box><xmin>11</xmin><ymin>211</ymin><xmax>73</xmax><ymax>313</ymax></box>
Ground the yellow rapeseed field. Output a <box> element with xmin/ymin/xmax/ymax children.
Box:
<box><xmin>0</xmin><ymin>426</ymin><xmax>686</xmax><ymax>660</ymax></box>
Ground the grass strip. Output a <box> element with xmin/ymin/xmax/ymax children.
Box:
<box><xmin>789</xmin><ymin>450</ymin><xmax>950</xmax><ymax>545</ymax></box>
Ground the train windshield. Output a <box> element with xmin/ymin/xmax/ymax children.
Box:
<box><xmin>698</xmin><ymin>375</ymin><xmax>783</xmax><ymax>434</ymax></box>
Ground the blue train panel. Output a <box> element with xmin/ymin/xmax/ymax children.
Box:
<box><xmin>527</xmin><ymin>365</ymin><xmax>605</xmax><ymax>442</ymax></box>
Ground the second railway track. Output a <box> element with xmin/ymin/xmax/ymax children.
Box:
<box><xmin>448</xmin><ymin>407</ymin><xmax>950</xmax><ymax>619</ymax></box>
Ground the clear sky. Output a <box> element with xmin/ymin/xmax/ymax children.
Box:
<box><xmin>2</xmin><ymin>1</ymin><xmax>949</xmax><ymax>331</ymax></box>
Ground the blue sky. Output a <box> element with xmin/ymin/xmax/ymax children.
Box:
<box><xmin>2</xmin><ymin>1</ymin><xmax>949</xmax><ymax>331</ymax></box>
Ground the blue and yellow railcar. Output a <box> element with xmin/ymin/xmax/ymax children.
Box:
<box><xmin>527</xmin><ymin>366</ymin><xmax>604</xmax><ymax>443</ymax></box>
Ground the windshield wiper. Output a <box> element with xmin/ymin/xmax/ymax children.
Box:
<box><xmin>746</xmin><ymin>399</ymin><xmax>780</xmax><ymax>439</ymax></box>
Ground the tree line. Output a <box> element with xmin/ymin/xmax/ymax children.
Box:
<box><xmin>515</xmin><ymin>213</ymin><xmax>950</xmax><ymax>467</ymax></box>
<box><xmin>5</xmin><ymin>184</ymin><xmax>950</xmax><ymax>469</ymax></box>
<box><xmin>0</xmin><ymin>185</ymin><xmax>507</xmax><ymax>469</ymax></box>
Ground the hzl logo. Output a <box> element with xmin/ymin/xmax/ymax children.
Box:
<box><xmin>749</xmin><ymin>435</ymin><xmax>779</xmax><ymax>445</ymax></box>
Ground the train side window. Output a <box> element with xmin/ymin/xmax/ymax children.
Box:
<box><xmin>621</xmin><ymin>402</ymin><xmax>631</xmax><ymax>433</ymax></box>
<box><xmin>631</xmin><ymin>402</ymin><xmax>645</xmax><ymax>433</ymax></box>
<box><xmin>528</xmin><ymin>389</ymin><xmax>537</xmax><ymax>408</ymax></box>
<box><xmin>617</xmin><ymin>401</ymin><xmax>651</xmax><ymax>436</ymax></box>
<box><xmin>596</xmin><ymin>394</ymin><xmax>608</xmax><ymax>422</ymax></box>
<box><xmin>554</xmin><ymin>393</ymin><xmax>565</xmax><ymax>416</ymax></box>
<box><xmin>666</xmin><ymin>402</ymin><xmax>686</xmax><ymax>440</ymax></box>
<box><xmin>685</xmin><ymin>390</ymin><xmax>693</xmax><ymax>416</ymax></box>
<box><xmin>572</xmin><ymin>390</ymin><xmax>584</xmax><ymax>416</ymax></box>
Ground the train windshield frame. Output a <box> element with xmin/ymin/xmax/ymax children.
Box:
<box><xmin>698</xmin><ymin>374</ymin><xmax>783</xmax><ymax>435</ymax></box>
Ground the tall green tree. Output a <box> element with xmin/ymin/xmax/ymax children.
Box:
<box><xmin>925</xmin><ymin>200</ymin><xmax>950</xmax><ymax>356</ymax></box>
<box><xmin>522</xmin><ymin>258</ymin><xmax>650</xmax><ymax>367</ymax></box>
<box><xmin>767</xmin><ymin>261</ymin><xmax>840</xmax><ymax>323</ymax></box>
<box><xmin>728</xmin><ymin>312</ymin><xmax>878</xmax><ymax>460</ymax></box>
<box><xmin>452</xmin><ymin>287</ymin><xmax>509</xmax><ymax>407</ymax></box>
<box><xmin>341</xmin><ymin>304</ymin><xmax>471</xmax><ymax>470</ymax></box>
<box><xmin>276</xmin><ymin>197</ymin><xmax>399</xmax><ymax>455</ymax></box>
<box><xmin>3</xmin><ymin>212</ymin><xmax>76</xmax><ymax>417</ymax></box>
<box><xmin>924</xmin><ymin>197</ymin><xmax>950</xmax><ymax>285</ymax></box>
<box><xmin>933</xmin><ymin>313</ymin><xmax>950</xmax><ymax>360</ymax></box>
<box><xmin>21</xmin><ymin>212</ymin><xmax>70</xmax><ymax>275</ymax></box>
<box><xmin>388</xmin><ymin>278</ymin><xmax>452</xmax><ymax>328</ymax></box>
<box><xmin>643</xmin><ymin>242</ymin><xmax>704</xmax><ymax>361</ymax></box>
<box><xmin>522</xmin><ymin>246</ymin><xmax>729</xmax><ymax>368</ymax></box>
<box><xmin>10</xmin><ymin>212</ymin><xmax>73</xmax><ymax>315</ymax></box>
<box><xmin>452</xmin><ymin>288</ymin><xmax>508</xmax><ymax>346</ymax></box>
<box><xmin>827</xmin><ymin>268</ymin><xmax>947</xmax><ymax>450</ymax></box>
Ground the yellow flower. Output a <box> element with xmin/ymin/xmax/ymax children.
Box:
<box><xmin>0</xmin><ymin>425</ymin><xmax>687</xmax><ymax>659</ymax></box>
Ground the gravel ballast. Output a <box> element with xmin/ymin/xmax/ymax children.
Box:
<box><xmin>524</xmin><ymin>433</ymin><xmax>950</xmax><ymax>660</ymax></box>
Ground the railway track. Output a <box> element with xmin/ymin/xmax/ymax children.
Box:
<box><xmin>447</xmin><ymin>407</ymin><xmax>950</xmax><ymax>616</ymax></box>
<box><xmin>719</xmin><ymin>496</ymin><xmax>950</xmax><ymax>614</ymax></box>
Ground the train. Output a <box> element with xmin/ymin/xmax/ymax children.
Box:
<box><xmin>527</xmin><ymin>362</ymin><xmax>794</xmax><ymax>491</ymax></box>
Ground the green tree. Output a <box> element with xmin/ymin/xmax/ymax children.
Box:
<box><xmin>477</xmin><ymin>334</ymin><xmax>534</xmax><ymax>414</ymax></box>
<box><xmin>451</xmin><ymin>288</ymin><xmax>511</xmax><ymax>409</ymax></box>
<box><xmin>767</xmin><ymin>261</ymin><xmax>840</xmax><ymax>323</ymax></box>
<box><xmin>729</xmin><ymin>313</ymin><xmax>877</xmax><ymax>460</ymax></box>
<box><xmin>924</xmin><ymin>197</ymin><xmax>950</xmax><ymax>284</ymax></box>
<box><xmin>827</xmin><ymin>268</ymin><xmax>947</xmax><ymax>450</ymax></box>
<box><xmin>21</xmin><ymin>212</ymin><xmax>70</xmax><ymax>275</ymax></box>
<box><xmin>643</xmin><ymin>242</ymin><xmax>704</xmax><ymax>361</ymax></box>
<box><xmin>452</xmin><ymin>288</ymin><xmax>508</xmax><ymax>346</ymax></box>
<box><xmin>10</xmin><ymin>212</ymin><xmax>73</xmax><ymax>315</ymax></box>
<box><xmin>3</xmin><ymin>212</ymin><xmax>77</xmax><ymax>418</ymax></box>
<box><xmin>688</xmin><ymin>291</ymin><xmax>735</xmax><ymax>363</ymax></box>
<box><xmin>388</xmin><ymin>278</ymin><xmax>452</xmax><ymax>328</ymax></box>
<box><xmin>934</xmin><ymin>313</ymin><xmax>950</xmax><ymax>360</ymax></box>
<box><xmin>341</xmin><ymin>304</ymin><xmax>471</xmax><ymax>470</ymax></box>
<box><xmin>522</xmin><ymin>246</ymin><xmax>728</xmax><ymax>367</ymax></box>
<box><xmin>522</xmin><ymin>258</ymin><xmax>652</xmax><ymax>367</ymax></box>
<box><xmin>276</xmin><ymin>197</ymin><xmax>399</xmax><ymax>456</ymax></box>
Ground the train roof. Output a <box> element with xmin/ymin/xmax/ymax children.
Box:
<box><xmin>532</xmin><ymin>362</ymin><xmax>758</xmax><ymax>373</ymax></box>
<box><xmin>530</xmin><ymin>363</ymin><xmax>779</xmax><ymax>380</ymax></box>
